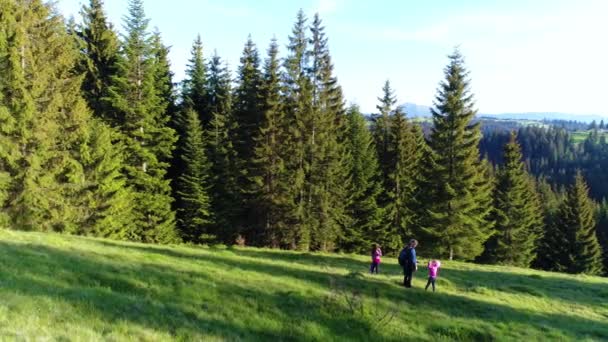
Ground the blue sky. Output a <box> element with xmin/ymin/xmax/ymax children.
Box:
<box><xmin>56</xmin><ymin>0</ymin><xmax>608</xmax><ymax>116</ymax></box>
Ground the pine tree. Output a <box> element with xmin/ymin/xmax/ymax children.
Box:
<box><xmin>554</xmin><ymin>172</ymin><xmax>604</xmax><ymax>274</ymax></box>
<box><xmin>340</xmin><ymin>105</ymin><xmax>383</xmax><ymax>253</ymax></box>
<box><xmin>0</xmin><ymin>0</ymin><xmax>134</xmax><ymax>236</ymax></box>
<box><xmin>250</xmin><ymin>38</ymin><xmax>293</xmax><ymax>247</ymax></box>
<box><xmin>420</xmin><ymin>49</ymin><xmax>494</xmax><ymax>260</ymax></box>
<box><xmin>75</xmin><ymin>0</ymin><xmax>120</xmax><ymax>123</ymax></box>
<box><xmin>306</xmin><ymin>13</ymin><xmax>349</xmax><ymax>251</ymax></box>
<box><xmin>78</xmin><ymin>120</ymin><xmax>137</xmax><ymax>239</ymax></box>
<box><xmin>175</xmin><ymin>109</ymin><xmax>213</xmax><ymax>243</ymax></box>
<box><xmin>182</xmin><ymin>35</ymin><xmax>207</xmax><ymax>125</ymax></box>
<box><xmin>373</xmin><ymin>79</ymin><xmax>397</xmax><ymax>190</ymax></box>
<box><xmin>379</xmin><ymin>108</ymin><xmax>425</xmax><ymax>252</ymax></box>
<box><xmin>205</xmin><ymin>52</ymin><xmax>239</xmax><ymax>243</ymax></box>
<box><xmin>283</xmin><ymin>9</ymin><xmax>313</xmax><ymax>250</ymax></box>
<box><xmin>108</xmin><ymin>0</ymin><xmax>178</xmax><ymax>243</ymax></box>
<box><xmin>533</xmin><ymin>178</ymin><xmax>563</xmax><ymax>270</ymax></box>
<box><xmin>481</xmin><ymin>132</ymin><xmax>543</xmax><ymax>267</ymax></box>
<box><xmin>231</xmin><ymin>36</ymin><xmax>263</xmax><ymax>241</ymax></box>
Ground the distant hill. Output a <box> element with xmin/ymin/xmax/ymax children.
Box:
<box><xmin>396</xmin><ymin>103</ymin><xmax>607</xmax><ymax>123</ymax></box>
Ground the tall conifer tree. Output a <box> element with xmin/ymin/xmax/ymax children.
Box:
<box><xmin>175</xmin><ymin>109</ymin><xmax>213</xmax><ymax>243</ymax></box>
<box><xmin>0</xmin><ymin>0</ymin><xmax>134</xmax><ymax>236</ymax></box>
<box><xmin>75</xmin><ymin>0</ymin><xmax>120</xmax><ymax>123</ymax></box>
<box><xmin>205</xmin><ymin>53</ymin><xmax>239</xmax><ymax>243</ymax></box>
<box><xmin>420</xmin><ymin>50</ymin><xmax>494</xmax><ymax>260</ymax></box>
<box><xmin>231</xmin><ymin>36</ymin><xmax>263</xmax><ymax>241</ymax></box>
<box><xmin>554</xmin><ymin>172</ymin><xmax>604</xmax><ymax>274</ymax></box>
<box><xmin>108</xmin><ymin>0</ymin><xmax>178</xmax><ymax>243</ymax></box>
<box><xmin>481</xmin><ymin>132</ymin><xmax>543</xmax><ymax>267</ymax></box>
<box><xmin>307</xmin><ymin>13</ymin><xmax>349</xmax><ymax>251</ymax></box>
<box><xmin>250</xmin><ymin>39</ymin><xmax>293</xmax><ymax>247</ymax></box>
<box><xmin>373</xmin><ymin>80</ymin><xmax>397</xmax><ymax>190</ymax></box>
<box><xmin>341</xmin><ymin>105</ymin><xmax>383</xmax><ymax>253</ymax></box>
<box><xmin>380</xmin><ymin>108</ymin><xmax>425</xmax><ymax>252</ymax></box>
<box><xmin>182</xmin><ymin>35</ymin><xmax>207</xmax><ymax>125</ymax></box>
<box><xmin>283</xmin><ymin>10</ymin><xmax>313</xmax><ymax>249</ymax></box>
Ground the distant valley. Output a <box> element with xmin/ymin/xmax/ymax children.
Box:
<box><xmin>399</xmin><ymin>103</ymin><xmax>608</xmax><ymax>123</ymax></box>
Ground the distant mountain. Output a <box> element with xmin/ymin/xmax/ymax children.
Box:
<box><xmin>400</xmin><ymin>103</ymin><xmax>432</xmax><ymax>117</ymax></box>
<box><xmin>397</xmin><ymin>103</ymin><xmax>607</xmax><ymax>123</ymax></box>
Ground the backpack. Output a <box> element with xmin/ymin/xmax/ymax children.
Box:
<box><xmin>398</xmin><ymin>247</ymin><xmax>411</xmax><ymax>267</ymax></box>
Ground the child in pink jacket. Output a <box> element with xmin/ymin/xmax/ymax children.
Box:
<box><xmin>425</xmin><ymin>260</ymin><xmax>441</xmax><ymax>292</ymax></box>
<box><xmin>370</xmin><ymin>244</ymin><xmax>382</xmax><ymax>274</ymax></box>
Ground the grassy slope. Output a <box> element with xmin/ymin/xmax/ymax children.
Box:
<box><xmin>0</xmin><ymin>230</ymin><xmax>607</xmax><ymax>341</ymax></box>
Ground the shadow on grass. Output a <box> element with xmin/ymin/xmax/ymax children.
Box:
<box><xmin>437</xmin><ymin>267</ymin><xmax>608</xmax><ymax>309</ymax></box>
<box><xmin>88</xmin><ymin>240</ymin><xmax>608</xmax><ymax>340</ymax></box>
<box><xmin>4</xmin><ymin>239</ymin><xmax>607</xmax><ymax>341</ymax></box>
<box><xmin>0</xmin><ymin>241</ymin><xmax>378</xmax><ymax>341</ymax></box>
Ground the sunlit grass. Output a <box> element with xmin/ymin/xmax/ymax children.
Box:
<box><xmin>0</xmin><ymin>229</ymin><xmax>606</xmax><ymax>341</ymax></box>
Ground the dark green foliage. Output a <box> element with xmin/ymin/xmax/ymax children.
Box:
<box><xmin>181</xmin><ymin>35</ymin><xmax>207</xmax><ymax>124</ymax></box>
<box><xmin>282</xmin><ymin>9</ymin><xmax>314</xmax><ymax>250</ymax></box>
<box><xmin>380</xmin><ymin>108</ymin><xmax>424</xmax><ymax>252</ymax></box>
<box><xmin>0</xmin><ymin>0</ymin><xmax>135</xmax><ymax>237</ymax></box>
<box><xmin>231</xmin><ymin>36</ymin><xmax>264</xmax><ymax>241</ymax></box>
<box><xmin>306</xmin><ymin>13</ymin><xmax>349</xmax><ymax>251</ymax></box>
<box><xmin>420</xmin><ymin>50</ymin><xmax>494</xmax><ymax>260</ymax></box>
<box><xmin>481</xmin><ymin>132</ymin><xmax>543</xmax><ymax>267</ymax></box>
<box><xmin>75</xmin><ymin>0</ymin><xmax>120</xmax><ymax>123</ymax></box>
<box><xmin>555</xmin><ymin>173</ymin><xmax>603</xmax><ymax>274</ymax></box>
<box><xmin>78</xmin><ymin>120</ymin><xmax>137</xmax><ymax>239</ymax></box>
<box><xmin>250</xmin><ymin>39</ymin><xmax>293</xmax><ymax>247</ymax></box>
<box><xmin>596</xmin><ymin>200</ymin><xmax>608</xmax><ymax>274</ymax></box>
<box><xmin>175</xmin><ymin>109</ymin><xmax>213</xmax><ymax>243</ymax></box>
<box><xmin>108</xmin><ymin>0</ymin><xmax>178</xmax><ymax>243</ymax></box>
<box><xmin>372</xmin><ymin>79</ymin><xmax>397</xmax><ymax>188</ymax></box>
<box><xmin>340</xmin><ymin>105</ymin><xmax>383</xmax><ymax>253</ymax></box>
<box><xmin>205</xmin><ymin>53</ymin><xmax>239</xmax><ymax>243</ymax></box>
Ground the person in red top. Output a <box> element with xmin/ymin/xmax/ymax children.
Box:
<box><xmin>425</xmin><ymin>259</ymin><xmax>441</xmax><ymax>292</ymax></box>
<box><xmin>370</xmin><ymin>244</ymin><xmax>382</xmax><ymax>274</ymax></box>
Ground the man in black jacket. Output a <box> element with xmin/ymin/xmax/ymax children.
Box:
<box><xmin>399</xmin><ymin>239</ymin><xmax>418</xmax><ymax>288</ymax></box>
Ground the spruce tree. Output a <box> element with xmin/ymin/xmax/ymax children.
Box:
<box><xmin>555</xmin><ymin>172</ymin><xmax>604</xmax><ymax>274</ymax></box>
<box><xmin>341</xmin><ymin>105</ymin><xmax>383</xmax><ymax>253</ymax></box>
<box><xmin>78</xmin><ymin>120</ymin><xmax>137</xmax><ymax>239</ymax></box>
<box><xmin>108</xmin><ymin>0</ymin><xmax>178</xmax><ymax>243</ymax></box>
<box><xmin>75</xmin><ymin>0</ymin><xmax>120</xmax><ymax>123</ymax></box>
<box><xmin>380</xmin><ymin>108</ymin><xmax>424</xmax><ymax>252</ymax></box>
<box><xmin>182</xmin><ymin>35</ymin><xmax>207</xmax><ymax>125</ymax></box>
<box><xmin>306</xmin><ymin>13</ymin><xmax>349</xmax><ymax>251</ymax></box>
<box><xmin>533</xmin><ymin>178</ymin><xmax>563</xmax><ymax>270</ymax></box>
<box><xmin>231</xmin><ymin>36</ymin><xmax>263</xmax><ymax>241</ymax></box>
<box><xmin>283</xmin><ymin>9</ymin><xmax>314</xmax><ymax>249</ymax></box>
<box><xmin>373</xmin><ymin>79</ymin><xmax>397</xmax><ymax>190</ymax></box>
<box><xmin>250</xmin><ymin>38</ymin><xmax>293</xmax><ymax>247</ymax></box>
<box><xmin>481</xmin><ymin>132</ymin><xmax>543</xmax><ymax>267</ymax></box>
<box><xmin>205</xmin><ymin>52</ymin><xmax>239</xmax><ymax>243</ymax></box>
<box><xmin>420</xmin><ymin>49</ymin><xmax>494</xmax><ymax>260</ymax></box>
<box><xmin>0</xmin><ymin>0</ymin><xmax>134</xmax><ymax>235</ymax></box>
<box><xmin>175</xmin><ymin>108</ymin><xmax>213</xmax><ymax>243</ymax></box>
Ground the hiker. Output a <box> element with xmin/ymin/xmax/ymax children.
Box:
<box><xmin>398</xmin><ymin>239</ymin><xmax>418</xmax><ymax>288</ymax></box>
<box><xmin>370</xmin><ymin>244</ymin><xmax>382</xmax><ymax>274</ymax></box>
<box><xmin>425</xmin><ymin>259</ymin><xmax>441</xmax><ymax>292</ymax></box>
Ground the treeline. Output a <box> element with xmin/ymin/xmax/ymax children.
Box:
<box><xmin>0</xmin><ymin>0</ymin><xmax>604</xmax><ymax>275</ymax></box>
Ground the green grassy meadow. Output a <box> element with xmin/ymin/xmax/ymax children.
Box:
<box><xmin>571</xmin><ymin>130</ymin><xmax>608</xmax><ymax>143</ymax></box>
<box><xmin>0</xmin><ymin>229</ymin><xmax>607</xmax><ymax>341</ymax></box>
